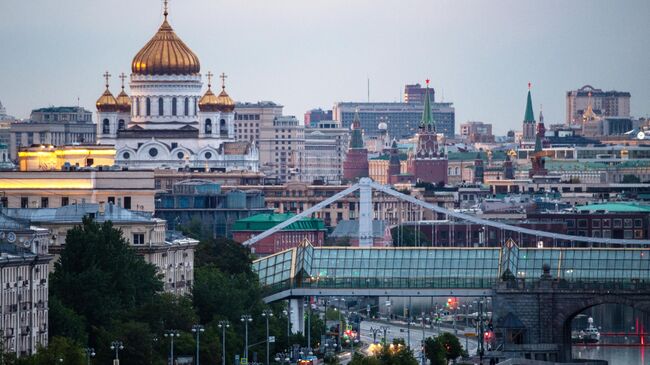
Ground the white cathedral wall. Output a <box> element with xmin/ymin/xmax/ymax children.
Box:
<box><xmin>129</xmin><ymin>74</ymin><xmax>202</xmax><ymax>125</ymax></box>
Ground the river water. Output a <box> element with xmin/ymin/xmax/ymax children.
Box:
<box><xmin>573</xmin><ymin>346</ymin><xmax>649</xmax><ymax>365</ymax></box>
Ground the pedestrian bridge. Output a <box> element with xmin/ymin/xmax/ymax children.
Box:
<box><xmin>254</xmin><ymin>241</ymin><xmax>650</xmax><ymax>302</ymax></box>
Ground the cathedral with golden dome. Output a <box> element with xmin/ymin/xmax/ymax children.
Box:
<box><xmin>96</xmin><ymin>4</ymin><xmax>258</xmax><ymax>171</ymax></box>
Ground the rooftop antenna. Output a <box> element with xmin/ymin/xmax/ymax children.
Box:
<box><xmin>367</xmin><ymin>77</ymin><xmax>370</xmax><ymax>102</ymax></box>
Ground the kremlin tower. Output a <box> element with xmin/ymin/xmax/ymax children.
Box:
<box><xmin>342</xmin><ymin>108</ymin><xmax>369</xmax><ymax>181</ymax></box>
<box><xmin>407</xmin><ymin>80</ymin><xmax>448</xmax><ymax>185</ymax></box>
<box><xmin>521</xmin><ymin>83</ymin><xmax>536</xmax><ymax>146</ymax></box>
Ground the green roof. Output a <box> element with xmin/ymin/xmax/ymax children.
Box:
<box><xmin>524</xmin><ymin>89</ymin><xmax>535</xmax><ymax>123</ymax></box>
<box><xmin>576</xmin><ymin>203</ymin><xmax>650</xmax><ymax>213</ymax></box>
<box><xmin>232</xmin><ymin>213</ymin><xmax>325</xmax><ymax>232</ymax></box>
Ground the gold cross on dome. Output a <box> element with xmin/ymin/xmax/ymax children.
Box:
<box><xmin>220</xmin><ymin>72</ymin><xmax>228</xmax><ymax>89</ymax></box>
<box><xmin>163</xmin><ymin>0</ymin><xmax>169</xmax><ymax>18</ymax></box>
<box><xmin>103</xmin><ymin>71</ymin><xmax>111</xmax><ymax>88</ymax></box>
<box><xmin>119</xmin><ymin>73</ymin><xmax>127</xmax><ymax>89</ymax></box>
<box><xmin>206</xmin><ymin>71</ymin><xmax>214</xmax><ymax>87</ymax></box>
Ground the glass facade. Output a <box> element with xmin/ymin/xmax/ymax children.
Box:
<box><xmin>253</xmin><ymin>246</ymin><xmax>650</xmax><ymax>295</ymax></box>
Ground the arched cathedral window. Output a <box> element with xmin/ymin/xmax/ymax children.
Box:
<box><xmin>184</xmin><ymin>98</ymin><xmax>189</xmax><ymax>116</ymax></box>
<box><xmin>172</xmin><ymin>97</ymin><xmax>177</xmax><ymax>116</ymax></box>
<box><xmin>146</xmin><ymin>98</ymin><xmax>151</xmax><ymax>116</ymax></box>
<box><xmin>118</xmin><ymin>120</ymin><xmax>125</xmax><ymax>131</ymax></box>
<box><xmin>205</xmin><ymin>119</ymin><xmax>212</xmax><ymax>134</ymax></box>
<box><xmin>158</xmin><ymin>97</ymin><xmax>164</xmax><ymax>116</ymax></box>
<box><xmin>102</xmin><ymin>119</ymin><xmax>110</xmax><ymax>134</ymax></box>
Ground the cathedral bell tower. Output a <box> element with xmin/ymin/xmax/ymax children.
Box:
<box><xmin>96</xmin><ymin>71</ymin><xmax>119</xmax><ymax>144</ymax></box>
<box><xmin>198</xmin><ymin>72</ymin><xmax>235</xmax><ymax>139</ymax></box>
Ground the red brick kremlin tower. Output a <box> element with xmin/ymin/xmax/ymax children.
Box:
<box><xmin>407</xmin><ymin>80</ymin><xmax>448</xmax><ymax>185</ymax></box>
<box><xmin>342</xmin><ymin>108</ymin><xmax>369</xmax><ymax>181</ymax></box>
<box><xmin>387</xmin><ymin>139</ymin><xmax>401</xmax><ymax>184</ymax></box>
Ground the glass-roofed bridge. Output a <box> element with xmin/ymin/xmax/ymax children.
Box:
<box><xmin>254</xmin><ymin>241</ymin><xmax>650</xmax><ymax>302</ymax></box>
<box><xmin>249</xmin><ymin>178</ymin><xmax>650</xmax><ymax>362</ymax></box>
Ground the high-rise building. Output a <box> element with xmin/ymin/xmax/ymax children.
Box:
<box><xmin>333</xmin><ymin>101</ymin><xmax>455</xmax><ymax>139</ymax></box>
<box><xmin>342</xmin><ymin>109</ymin><xmax>369</xmax><ymax>181</ymax></box>
<box><xmin>258</xmin><ymin>116</ymin><xmax>304</xmax><ymax>182</ymax></box>
<box><xmin>234</xmin><ymin>101</ymin><xmax>283</xmax><ymax>144</ymax></box>
<box><xmin>404</xmin><ymin>83</ymin><xmax>434</xmax><ymax>104</ymax></box>
<box><xmin>0</xmin><ymin>216</ymin><xmax>51</xmax><ymax>357</ymax></box>
<box><xmin>304</xmin><ymin>108</ymin><xmax>333</xmax><ymax>128</ymax></box>
<box><xmin>301</xmin><ymin>120</ymin><xmax>349</xmax><ymax>184</ymax></box>
<box><xmin>522</xmin><ymin>85</ymin><xmax>536</xmax><ymax>146</ymax></box>
<box><xmin>566</xmin><ymin>85</ymin><xmax>631</xmax><ymax>125</ymax></box>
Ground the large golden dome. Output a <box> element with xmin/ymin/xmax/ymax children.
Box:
<box><xmin>131</xmin><ymin>15</ymin><xmax>200</xmax><ymax>75</ymax></box>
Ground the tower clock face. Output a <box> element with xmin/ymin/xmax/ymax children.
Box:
<box><xmin>7</xmin><ymin>232</ymin><xmax>16</xmax><ymax>243</ymax></box>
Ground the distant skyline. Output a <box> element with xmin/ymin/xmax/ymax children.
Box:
<box><xmin>1</xmin><ymin>0</ymin><xmax>648</xmax><ymax>134</ymax></box>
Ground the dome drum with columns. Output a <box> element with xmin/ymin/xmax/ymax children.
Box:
<box><xmin>96</xmin><ymin>5</ymin><xmax>258</xmax><ymax>172</ymax></box>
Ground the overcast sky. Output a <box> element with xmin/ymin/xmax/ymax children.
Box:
<box><xmin>1</xmin><ymin>0</ymin><xmax>648</xmax><ymax>134</ymax></box>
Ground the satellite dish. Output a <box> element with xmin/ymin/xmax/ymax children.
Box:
<box><xmin>638</xmin><ymin>131</ymin><xmax>646</xmax><ymax>140</ymax></box>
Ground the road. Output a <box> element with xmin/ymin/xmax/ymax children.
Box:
<box><xmin>358</xmin><ymin>320</ymin><xmax>479</xmax><ymax>360</ymax></box>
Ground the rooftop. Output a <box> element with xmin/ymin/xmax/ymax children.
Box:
<box><xmin>575</xmin><ymin>203</ymin><xmax>650</xmax><ymax>213</ymax></box>
<box><xmin>232</xmin><ymin>213</ymin><xmax>325</xmax><ymax>232</ymax></box>
<box><xmin>4</xmin><ymin>203</ymin><xmax>153</xmax><ymax>224</ymax></box>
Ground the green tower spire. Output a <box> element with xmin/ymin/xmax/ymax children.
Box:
<box><xmin>524</xmin><ymin>83</ymin><xmax>535</xmax><ymax>123</ymax></box>
<box><xmin>420</xmin><ymin>80</ymin><xmax>434</xmax><ymax>130</ymax></box>
<box><xmin>350</xmin><ymin>108</ymin><xmax>364</xmax><ymax>149</ymax></box>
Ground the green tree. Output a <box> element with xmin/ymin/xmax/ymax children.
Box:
<box><xmin>50</xmin><ymin>217</ymin><xmax>163</xmax><ymax>331</ymax></box>
<box><xmin>438</xmin><ymin>333</ymin><xmax>463</xmax><ymax>362</ymax></box>
<box><xmin>16</xmin><ymin>337</ymin><xmax>85</xmax><ymax>365</ymax></box>
<box><xmin>48</xmin><ymin>296</ymin><xmax>87</xmax><ymax>345</ymax></box>
<box><xmin>424</xmin><ymin>337</ymin><xmax>446</xmax><ymax>365</ymax></box>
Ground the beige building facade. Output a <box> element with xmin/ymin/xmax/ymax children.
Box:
<box><xmin>0</xmin><ymin>170</ymin><xmax>155</xmax><ymax>212</ymax></box>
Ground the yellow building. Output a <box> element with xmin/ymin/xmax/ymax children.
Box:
<box><xmin>18</xmin><ymin>145</ymin><xmax>115</xmax><ymax>171</ymax></box>
<box><xmin>368</xmin><ymin>159</ymin><xmax>408</xmax><ymax>185</ymax></box>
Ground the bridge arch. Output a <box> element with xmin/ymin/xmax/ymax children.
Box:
<box><xmin>554</xmin><ymin>295</ymin><xmax>650</xmax><ymax>360</ymax></box>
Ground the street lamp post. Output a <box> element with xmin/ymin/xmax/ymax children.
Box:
<box><xmin>218</xmin><ymin>320</ymin><xmax>230</xmax><ymax>365</ymax></box>
<box><xmin>262</xmin><ymin>309</ymin><xmax>274</xmax><ymax>365</ymax></box>
<box><xmin>164</xmin><ymin>330</ymin><xmax>180</xmax><ymax>365</ymax></box>
<box><xmin>84</xmin><ymin>348</ymin><xmax>95</xmax><ymax>365</ymax></box>
<box><xmin>380</xmin><ymin>325</ymin><xmax>390</xmax><ymax>345</ymax></box>
<box><xmin>110</xmin><ymin>341</ymin><xmax>124</xmax><ymax>364</ymax></box>
<box><xmin>192</xmin><ymin>324</ymin><xmax>205</xmax><ymax>365</ymax></box>
<box><xmin>241</xmin><ymin>314</ymin><xmax>253</xmax><ymax>361</ymax></box>
<box><xmin>282</xmin><ymin>308</ymin><xmax>293</xmax><ymax>342</ymax></box>
<box><xmin>369</xmin><ymin>327</ymin><xmax>381</xmax><ymax>344</ymax></box>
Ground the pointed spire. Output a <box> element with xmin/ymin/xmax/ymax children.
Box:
<box><xmin>420</xmin><ymin>79</ymin><xmax>434</xmax><ymax>129</ymax></box>
<box><xmin>524</xmin><ymin>83</ymin><xmax>535</xmax><ymax>123</ymax></box>
<box><xmin>350</xmin><ymin>107</ymin><xmax>364</xmax><ymax>149</ymax></box>
<box><xmin>163</xmin><ymin>0</ymin><xmax>169</xmax><ymax>20</ymax></box>
<box><xmin>539</xmin><ymin>104</ymin><xmax>544</xmax><ymax>123</ymax></box>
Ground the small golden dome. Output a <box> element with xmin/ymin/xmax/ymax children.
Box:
<box><xmin>215</xmin><ymin>89</ymin><xmax>235</xmax><ymax>113</ymax></box>
<box><xmin>199</xmin><ymin>87</ymin><xmax>220</xmax><ymax>112</ymax></box>
<box><xmin>96</xmin><ymin>88</ymin><xmax>118</xmax><ymax>112</ymax></box>
<box><xmin>199</xmin><ymin>71</ymin><xmax>235</xmax><ymax>113</ymax></box>
<box><xmin>131</xmin><ymin>15</ymin><xmax>200</xmax><ymax>75</ymax></box>
<box><xmin>116</xmin><ymin>90</ymin><xmax>131</xmax><ymax>112</ymax></box>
